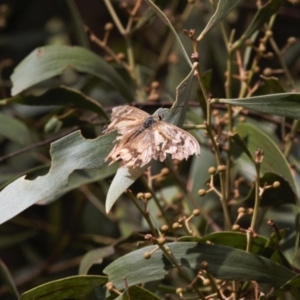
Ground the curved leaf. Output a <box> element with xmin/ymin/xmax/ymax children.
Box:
<box><xmin>0</xmin><ymin>259</ymin><xmax>20</xmax><ymax>298</ymax></box>
<box><xmin>234</xmin><ymin>0</ymin><xmax>285</xmax><ymax>46</ymax></box>
<box><xmin>0</xmin><ymin>130</ymin><xmax>117</xmax><ymax>225</ymax></box>
<box><xmin>244</xmin><ymin>172</ymin><xmax>297</xmax><ymax>206</ymax></box>
<box><xmin>1</xmin><ymin>86</ymin><xmax>107</xmax><ymax>118</ymax></box>
<box><xmin>79</xmin><ymin>246</ymin><xmax>115</xmax><ymax>275</ymax></box>
<box><xmin>104</xmin><ymin>242</ymin><xmax>295</xmax><ymax>290</ymax></box>
<box><xmin>20</xmin><ymin>275</ymin><xmax>107</xmax><ymax>300</ymax></box>
<box><xmin>144</xmin><ymin>0</ymin><xmax>191</xmax><ymax>67</ymax></box>
<box><xmin>115</xmin><ymin>286</ymin><xmax>162</xmax><ymax>300</ymax></box>
<box><xmin>180</xmin><ymin>231</ymin><xmax>291</xmax><ymax>267</ymax></box>
<box><xmin>234</xmin><ymin>122</ymin><xmax>297</xmax><ymax>195</ymax></box>
<box><xmin>214</xmin><ymin>93</ymin><xmax>300</xmax><ymax>119</ymax></box>
<box><xmin>11</xmin><ymin>45</ymin><xmax>135</xmax><ymax>102</ymax></box>
<box><xmin>197</xmin><ymin>0</ymin><xmax>242</xmax><ymax>42</ymax></box>
<box><xmin>0</xmin><ymin>112</ymin><xmax>33</xmax><ymax>146</ymax></box>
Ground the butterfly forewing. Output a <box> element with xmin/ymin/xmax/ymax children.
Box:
<box><xmin>103</xmin><ymin>106</ymin><xmax>150</xmax><ymax>135</ymax></box>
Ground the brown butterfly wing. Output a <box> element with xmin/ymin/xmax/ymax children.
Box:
<box><xmin>105</xmin><ymin>117</ymin><xmax>200</xmax><ymax>168</ymax></box>
<box><xmin>103</xmin><ymin>105</ymin><xmax>150</xmax><ymax>135</ymax></box>
<box><xmin>153</xmin><ymin>122</ymin><xmax>200</xmax><ymax>161</ymax></box>
<box><xmin>105</xmin><ymin>126</ymin><xmax>160</xmax><ymax>168</ymax></box>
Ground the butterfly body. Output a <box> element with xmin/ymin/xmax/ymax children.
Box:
<box><xmin>103</xmin><ymin>105</ymin><xmax>200</xmax><ymax>168</ymax></box>
<box><xmin>143</xmin><ymin>114</ymin><xmax>161</xmax><ymax>129</ymax></box>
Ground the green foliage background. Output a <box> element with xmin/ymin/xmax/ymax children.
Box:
<box><xmin>0</xmin><ymin>0</ymin><xmax>300</xmax><ymax>299</ymax></box>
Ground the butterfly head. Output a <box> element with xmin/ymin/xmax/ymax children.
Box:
<box><xmin>143</xmin><ymin>114</ymin><xmax>162</xmax><ymax>128</ymax></box>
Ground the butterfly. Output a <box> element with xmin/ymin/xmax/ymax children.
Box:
<box><xmin>103</xmin><ymin>105</ymin><xmax>200</xmax><ymax>168</ymax></box>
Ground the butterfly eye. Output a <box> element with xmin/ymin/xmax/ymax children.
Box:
<box><xmin>158</xmin><ymin>115</ymin><xmax>162</xmax><ymax>121</ymax></box>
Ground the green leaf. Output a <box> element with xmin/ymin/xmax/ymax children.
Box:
<box><xmin>0</xmin><ymin>230</ymin><xmax>37</xmax><ymax>249</ymax></box>
<box><xmin>245</xmin><ymin>172</ymin><xmax>297</xmax><ymax>206</ymax></box>
<box><xmin>38</xmin><ymin>167</ymin><xmax>118</xmax><ymax>205</ymax></box>
<box><xmin>180</xmin><ymin>231</ymin><xmax>291</xmax><ymax>267</ymax></box>
<box><xmin>197</xmin><ymin>0</ymin><xmax>242</xmax><ymax>42</ymax></box>
<box><xmin>0</xmin><ymin>259</ymin><xmax>20</xmax><ymax>298</ymax></box>
<box><xmin>196</xmin><ymin>69</ymin><xmax>212</xmax><ymax>118</ymax></box>
<box><xmin>11</xmin><ymin>45</ymin><xmax>135</xmax><ymax>102</ymax></box>
<box><xmin>276</xmin><ymin>274</ymin><xmax>300</xmax><ymax>299</ymax></box>
<box><xmin>104</xmin><ymin>242</ymin><xmax>295</xmax><ymax>290</ymax></box>
<box><xmin>1</xmin><ymin>86</ymin><xmax>107</xmax><ymax>118</ymax></box>
<box><xmin>0</xmin><ymin>130</ymin><xmax>117</xmax><ymax>225</ymax></box>
<box><xmin>180</xmin><ymin>232</ymin><xmax>267</xmax><ymax>254</ymax></box>
<box><xmin>0</xmin><ymin>112</ymin><xmax>33</xmax><ymax>146</ymax></box>
<box><xmin>256</xmin><ymin>75</ymin><xmax>285</xmax><ymax>94</ymax></box>
<box><xmin>115</xmin><ymin>286</ymin><xmax>162</xmax><ymax>300</ymax></box>
<box><xmin>19</xmin><ymin>275</ymin><xmax>107</xmax><ymax>300</ymax></box>
<box><xmin>79</xmin><ymin>246</ymin><xmax>115</xmax><ymax>275</ymax></box>
<box><xmin>234</xmin><ymin>122</ymin><xmax>297</xmax><ymax>195</ymax></box>
<box><xmin>144</xmin><ymin>0</ymin><xmax>191</xmax><ymax>67</ymax></box>
<box><xmin>215</xmin><ymin>93</ymin><xmax>300</xmax><ymax>119</ymax></box>
<box><xmin>230</xmin><ymin>132</ymin><xmax>254</xmax><ymax>162</ymax></box>
<box><xmin>66</xmin><ymin>0</ymin><xmax>90</xmax><ymax>48</ymax></box>
<box><xmin>233</xmin><ymin>0</ymin><xmax>285</xmax><ymax>48</ymax></box>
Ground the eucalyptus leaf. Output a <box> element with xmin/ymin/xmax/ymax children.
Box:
<box><xmin>244</xmin><ymin>172</ymin><xmax>297</xmax><ymax>207</ymax></box>
<box><xmin>0</xmin><ymin>259</ymin><xmax>20</xmax><ymax>298</ymax></box>
<box><xmin>19</xmin><ymin>275</ymin><xmax>107</xmax><ymax>300</ymax></box>
<box><xmin>1</xmin><ymin>86</ymin><xmax>107</xmax><ymax>118</ymax></box>
<box><xmin>79</xmin><ymin>246</ymin><xmax>115</xmax><ymax>275</ymax></box>
<box><xmin>214</xmin><ymin>93</ymin><xmax>300</xmax><ymax>119</ymax></box>
<box><xmin>115</xmin><ymin>286</ymin><xmax>162</xmax><ymax>300</ymax></box>
<box><xmin>11</xmin><ymin>45</ymin><xmax>135</xmax><ymax>102</ymax></box>
<box><xmin>235</xmin><ymin>122</ymin><xmax>297</xmax><ymax>195</ymax></box>
<box><xmin>144</xmin><ymin>0</ymin><xmax>191</xmax><ymax>67</ymax></box>
<box><xmin>66</xmin><ymin>0</ymin><xmax>89</xmax><ymax>48</ymax></box>
<box><xmin>180</xmin><ymin>231</ymin><xmax>290</xmax><ymax>267</ymax></box>
<box><xmin>0</xmin><ymin>112</ymin><xmax>33</xmax><ymax>146</ymax></box>
<box><xmin>0</xmin><ymin>130</ymin><xmax>117</xmax><ymax>225</ymax></box>
<box><xmin>104</xmin><ymin>242</ymin><xmax>295</xmax><ymax>290</ymax></box>
<box><xmin>233</xmin><ymin>0</ymin><xmax>285</xmax><ymax>48</ymax></box>
<box><xmin>197</xmin><ymin>0</ymin><xmax>242</xmax><ymax>42</ymax></box>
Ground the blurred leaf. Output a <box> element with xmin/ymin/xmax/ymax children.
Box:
<box><xmin>197</xmin><ymin>0</ymin><xmax>242</xmax><ymax>41</ymax></box>
<box><xmin>105</xmin><ymin>66</ymin><xmax>197</xmax><ymax>213</ymax></box>
<box><xmin>234</xmin><ymin>122</ymin><xmax>297</xmax><ymax>195</ymax></box>
<box><xmin>132</xmin><ymin>7</ymin><xmax>156</xmax><ymax>33</ymax></box>
<box><xmin>180</xmin><ymin>232</ymin><xmax>267</xmax><ymax>253</ymax></box>
<box><xmin>1</xmin><ymin>86</ymin><xmax>107</xmax><ymax>118</ymax></box>
<box><xmin>0</xmin><ymin>130</ymin><xmax>117</xmax><ymax>225</ymax></box>
<box><xmin>244</xmin><ymin>173</ymin><xmax>297</xmax><ymax>206</ymax></box>
<box><xmin>79</xmin><ymin>246</ymin><xmax>115</xmax><ymax>275</ymax></box>
<box><xmin>0</xmin><ymin>230</ymin><xmax>37</xmax><ymax>249</ymax></box>
<box><xmin>180</xmin><ymin>231</ymin><xmax>291</xmax><ymax>268</ymax></box>
<box><xmin>20</xmin><ymin>275</ymin><xmax>107</xmax><ymax>300</ymax></box>
<box><xmin>0</xmin><ymin>259</ymin><xmax>20</xmax><ymax>298</ymax></box>
<box><xmin>255</xmin><ymin>75</ymin><xmax>285</xmax><ymax>94</ymax></box>
<box><xmin>104</xmin><ymin>242</ymin><xmax>295</xmax><ymax>290</ymax></box>
<box><xmin>196</xmin><ymin>69</ymin><xmax>212</xmax><ymax>118</ymax></box>
<box><xmin>144</xmin><ymin>0</ymin><xmax>191</xmax><ymax>67</ymax></box>
<box><xmin>38</xmin><ymin>166</ymin><xmax>118</xmax><ymax>205</ymax></box>
<box><xmin>115</xmin><ymin>286</ymin><xmax>162</xmax><ymax>300</ymax></box>
<box><xmin>276</xmin><ymin>274</ymin><xmax>300</xmax><ymax>299</ymax></box>
<box><xmin>66</xmin><ymin>0</ymin><xmax>90</xmax><ymax>48</ymax></box>
<box><xmin>0</xmin><ymin>112</ymin><xmax>33</xmax><ymax>146</ymax></box>
<box><xmin>233</xmin><ymin>0</ymin><xmax>285</xmax><ymax>47</ymax></box>
<box><xmin>230</xmin><ymin>132</ymin><xmax>254</xmax><ymax>162</ymax></box>
<box><xmin>11</xmin><ymin>45</ymin><xmax>135</xmax><ymax>102</ymax></box>
<box><xmin>215</xmin><ymin>92</ymin><xmax>300</xmax><ymax>119</ymax></box>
